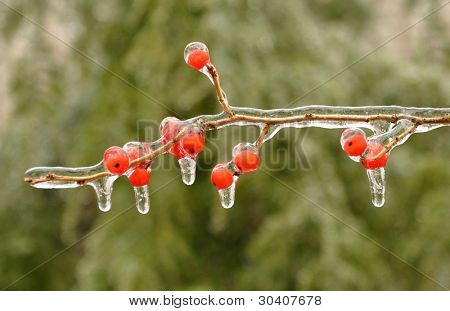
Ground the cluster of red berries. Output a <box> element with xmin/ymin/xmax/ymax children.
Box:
<box><xmin>340</xmin><ymin>128</ymin><xmax>388</xmax><ymax>169</ymax></box>
<box><xmin>184</xmin><ymin>42</ymin><xmax>211</xmax><ymax>71</ymax></box>
<box><xmin>160</xmin><ymin>117</ymin><xmax>205</xmax><ymax>160</ymax></box>
<box><xmin>103</xmin><ymin>117</ymin><xmax>206</xmax><ymax>187</ymax></box>
<box><xmin>211</xmin><ymin>143</ymin><xmax>261</xmax><ymax>190</ymax></box>
<box><xmin>103</xmin><ymin>142</ymin><xmax>152</xmax><ymax>187</ymax></box>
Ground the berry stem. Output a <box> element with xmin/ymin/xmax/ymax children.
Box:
<box><xmin>206</xmin><ymin>64</ymin><xmax>235</xmax><ymax>117</ymax></box>
<box><xmin>256</xmin><ymin>124</ymin><xmax>271</xmax><ymax>149</ymax></box>
<box><xmin>371</xmin><ymin>123</ymin><xmax>419</xmax><ymax>160</ymax></box>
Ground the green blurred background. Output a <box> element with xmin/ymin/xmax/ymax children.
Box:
<box><xmin>0</xmin><ymin>0</ymin><xmax>449</xmax><ymax>290</ymax></box>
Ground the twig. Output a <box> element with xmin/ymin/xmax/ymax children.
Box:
<box><xmin>24</xmin><ymin>51</ymin><xmax>450</xmax><ymax>188</ymax></box>
<box><xmin>206</xmin><ymin>64</ymin><xmax>235</xmax><ymax>117</ymax></box>
<box><xmin>24</xmin><ymin>110</ymin><xmax>448</xmax><ymax>186</ymax></box>
<box><xmin>372</xmin><ymin>123</ymin><xmax>419</xmax><ymax>160</ymax></box>
<box><xmin>204</xmin><ymin>112</ymin><xmax>449</xmax><ymax>129</ymax></box>
<box><xmin>25</xmin><ymin>171</ymin><xmax>111</xmax><ymax>185</ymax></box>
<box><xmin>256</xmin><ymin>124</ymin><xmax>270</xmax><ymax>148</ymax></box>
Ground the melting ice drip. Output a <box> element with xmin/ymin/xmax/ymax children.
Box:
<box><xmin>24</xmin><ymin>105</ymin><xmax>449</xmax><ymax>213</ymax></box>
<box><xmin>366</xmin><ymin>169</ymin><xmax>385</xmax><ymax>207</ymax></box>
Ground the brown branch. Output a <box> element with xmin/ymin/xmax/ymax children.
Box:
<box><xmin>25</xmin><ymin>171</ymin><xmax>111</xmax><ymax>185</ymax></box>
<box><xmin>206</xmin><ymin>64</ymin><xmax>235</xmax><ymax>117</ymax></box>
<box><xmin>373</xmin><ymin>123</ymin><xmax>419</xmax><ymax>160</ymax></box>
<box><xmin>130</xmin><ymin>127</ymin><xmax>190</xmax><ymax>165</ymax></box>
<box><xmin>24</xmin><ymin>111</ymin><xmax>449</xmax><ymax>186</ymax></box>
<box><xmin>25</xmin><ymin>127</ymin><xmax>193</xmax><ymax>186</ymax></box>
<box><xmin>204</xmin><ymin>113</ymin><xmax>450</xmax><ymax>129</ymax></box>
<box><xmin>256</xmin><ymin>124</ymin><xmax>270</xmax><ymax>149</ymax></box>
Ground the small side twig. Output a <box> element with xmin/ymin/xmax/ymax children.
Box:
<box><xmin>24</xmin><ymin>171</ymin><xmax>111</xmax><ymax>185</ymax></box>
<box><xmin>373</xmin><ymin>123</ymin><xmax>419</xmax><ymax>159</ymax></box>
<box><xmin>256</xmin><ymin>124</ymin><xmax>270</xmax><ymax>149</ymax></box>
<box><xmin>206</xmin><ymin>64</ymin><xmax>234</xmax><ymax>117</ymax></box>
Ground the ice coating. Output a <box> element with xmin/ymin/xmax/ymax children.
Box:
<box><xmin>133</xmin><ymin>186</ymin><xmax>150</xmax><ymax>214</ymax></box>
<box><xmin>88</xmin><ymin>176</ymin><xmax>118</xmax><ymax>212</ymax></box>
<box><xmin>218</xmin><ymin>180</ymin><xmax>237</xmax><ymax>209</ymax></box>
<box><xmin>366</xmin><ymin>168</ymin><xmax>386</xmax><ymax>207</ymax></box>
<box><xmin>24</xmin><ymin>105</ymin><xmax>449</xmax><ymax>212</ymax></box>
<box><xmin>23</xmin><ymin>40</ymin><xmax>450</xmax><ymax>213</ymax></box>
<box><xmin>178</xmin><ymin>157</ymin><xmax>197</xmax><ymax>185</ymax></box>
<box><xmin>24</xmin><ymin>162</ymin><xmax>106</xmax><ymax>189</ymax></box>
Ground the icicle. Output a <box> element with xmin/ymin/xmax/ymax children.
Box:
<box><xmin>88</xmin><ymin>175</ymin><xmax>118</xmax><ymax>212</ymax></box>
<box><xmin>366</xmin><ymin>168</ymin><xmax>386</xmax><ymax>207</ymax></box>
<box><xmin>178</xmin><ymin>157</ymin><xmax>196</xmax><ymax>185</ymax></box>
<box><xmin>133</xmin><ymin>185</ymin><xmax>150</xmax><ymax>214</ymax></box>
<box><xmin>218</xmin><ymin>178</ymin><xmax>237</xmax><ymax>209</ymax></box>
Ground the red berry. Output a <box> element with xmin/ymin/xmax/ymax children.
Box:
<box><xmin>160</xmin><ymin>117</ymin><xmax>182</xmax><ymax>142</ymax></box>
<box><xmin>341</xmin><ymin>128</ymin><xmax>367</xmax><ymax>156</ymax></box>
<box><xmin>211</xmin><ymin>164</ymin><xmax>234</xmax><ymax>190</ymax></box>
<box><xmin>182</xmin><ymin>132</ymin><xmax>205</xmax><ymax>155</ymax></box>
<box><xmin>187</xmin><ymin>49</ymin><xmax>210</xmax><ymax>70</ymax></box>
<box><xmin>170</xmin><ymin>142</ymin><xmax>186</xmax><ymax>159</ymax></box>
<box><xmin>103</xmin><ymin>146</ymin><xmax>130</xmax><ymax>175</ymax></box>
<box><xmin>160</xmin><ymin>117</ymin><xmax>186</xmax><ymax>159</ymax></box>
<box><xmin>125</xmin><ymin>146</ymin><xmax>141</xmax><ymax>162</ymax></box>
<box><xmin>128</xmin><ymin>168</ymin><xmax>151</xmax><ymax>187</ymax></box>
<box><xmin>233</xmin><ymin>150</ymin><xmax>260</xmax><ymax>173</ymax></box>
<box><xmin>124</xmin><ymin>142</ymin><xmax>152</xmax><ymax>167</ymax></box>
<box><xmin>361</xmin><ymin>141</ymin><xmax>388</xmax><ymax>170</ymax></box>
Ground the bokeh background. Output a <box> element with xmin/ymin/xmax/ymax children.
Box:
<box><xmin>0</xmin><ymin>0</ymin><xmax>449</xmax><ymax>290</ymax></box>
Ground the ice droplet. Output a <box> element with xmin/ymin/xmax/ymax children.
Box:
<box><xmin>178</xmin><ymin>157</ymin><xmax>196</xmax><ymax>185</ymax></box>
<box><xmin>133</xmin><ymin>185</ymin><xmax>150</xmax><ymax>214</ymax></box>
<box><xmin>366</xmin><ymin>168</ymin><xmax>386</xmax><ymax>207</ymax></box>
<box><xmin>88</xmin><ymin>175</ymin><xmax>118</xmax><ymax>212</ymax></box>
<box><xmin>218</xmin><ymin>181</ymin><xmax>236</xmax><ymax>209</ymax></box>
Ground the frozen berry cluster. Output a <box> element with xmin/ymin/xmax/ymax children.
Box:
<box><xmin>340</xmin><ymin>128</ymin><xmax>388</xmax><ymax>170</ymax></box>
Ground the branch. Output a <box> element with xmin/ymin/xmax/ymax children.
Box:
<box><xmin>24</xmin><ymin>106</ymin><xmax>449</xmax><ymax>186</ymax></box>
<box><xmin>256</xmin><ymin>124</ymin><xmax>271</xmax><ymax>149</ymax></box>
<box><xmin>23</xmin><ymin>41</ymin><xmax>450</xmax><ymax>211</ymax></box>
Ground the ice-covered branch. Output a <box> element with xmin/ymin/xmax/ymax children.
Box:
<box><xmin>24</xmin><ymin>42</ymin><xmax>449</xmax><ymax>213</ymax></box>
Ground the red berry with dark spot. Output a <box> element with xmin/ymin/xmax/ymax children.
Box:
<box><xmin>211</xmin><ymin>164</ymin><xmax>234</xmax><ymax>190</ymax></box>
<box><xmin>128</xmin><ymin>168</ymin><xmax>151</xmax><ymax>187</ymax></box>
<box><xmin>182</xmin><ymin>132</ymin><xmax>205</xmax><ymax>156</ymax></box>
<box><xmin>184</xmin><ymin>42</ymin><xmax>210</xmax><ymax>70</ymax></box>
<box><xmin>361</xmin><ymin>141</ymin><xmax>388</xmax><ymax>170</ymax></box>
<box><xmin>103</xmin><ymin>146</ymin><xmax>130</xmax><ymax>175</ymax></box>
<box><xmin>340</xmin><ymin>128</ymin><xmax>368</xmax><ymax>156</ymax></box>
<box><xmin>232</xmin><ymin>146</ymin><xmax>260</xmax><ymax>173</ymax></box>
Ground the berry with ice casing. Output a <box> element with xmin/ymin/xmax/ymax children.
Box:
<box><xmin>124</xmin><ymin>142</ymin><xmax>152</xmax><ymax>165</ymax></box>
<box><xmin>361</xmin><ymin>141</ymin><xmax>388</xmax><ymax>170</ymax></box>
<box><xmin>181</xmin><ymin>128</ymin><xmax>205</xmax><ymax>156</ymax></box>
<box><xmin>184</xmin><ymin>42</ymin><xmax>210</xmax><ymax>70</ymax></box>
<box><xmin>232</xmin><ymin>143</ymin><xmax>260</xmax><ymax>173</ymax></box>
<box><xmin>340</xmin><ymin>128</ymin><xmax>368</xmax><ymax>156</ymax></box>
<box><xmin>103</xmin><ymin>146</ymin><xmax>130</xmax><ymax>175</ymax></box>
<box><xmin>211</xmin><ymin>163</ymin><xmax>234</xmax><ymax>190</ymax></box>
<box><xmin>160</xmin><ymin>117</ymin><xmax>186</xmax><ymax>159</ymax></box>
<box><xmin>128</xmin><ymin>167</ymin><xmax>151</xmax><ymax>187</ymax></box>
